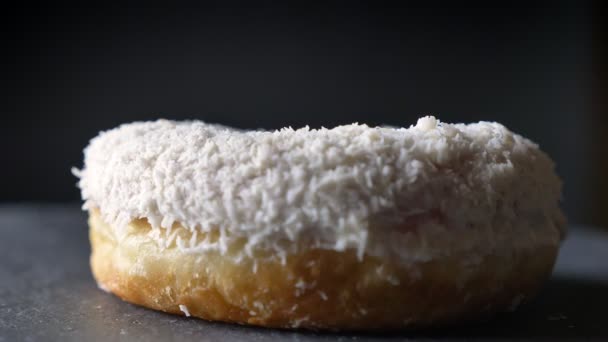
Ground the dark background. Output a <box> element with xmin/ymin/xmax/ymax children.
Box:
<box><xmin>1</xmin><ymin>2</ymin><xmax>605</xmax><ymax>226</ymax></box>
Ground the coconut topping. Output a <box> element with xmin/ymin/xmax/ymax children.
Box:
<box><xmin>74</xmin><ymin>116</ymin><xmax>565</xmax><ymax>261</ymax></box>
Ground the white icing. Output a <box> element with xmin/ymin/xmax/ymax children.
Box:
<box><xmin>75</xmin><ymin>116</ymin><xmax>565</xmax><ymax>261</ymax></box>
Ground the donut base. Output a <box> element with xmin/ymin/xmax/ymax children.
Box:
<box><xmin>89</xmin><ymin>211</ymin><xmax>559</xmax><ymax>330</ymax></box>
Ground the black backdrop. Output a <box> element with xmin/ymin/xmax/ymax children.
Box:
<box><xmin>1</xmin><ymin>2</ymin><xmax>600</xmax><ymax>225</ymax></box>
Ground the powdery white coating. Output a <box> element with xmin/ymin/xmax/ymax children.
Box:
<box><xmin>75</xmin><ymin>116</ymin><xmax>565</xmax><ymax>262</ymax></box>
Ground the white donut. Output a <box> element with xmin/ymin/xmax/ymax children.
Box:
<box><xmin>74</xmin><ymin>116</ymin><xmax>565</xmax><ymax>330</ymax></box>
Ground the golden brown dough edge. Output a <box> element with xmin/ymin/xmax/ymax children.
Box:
<box><xmin>89</xmin><ymin>210</ymin><xmax>560</xmax><ymax>331</ymax></box>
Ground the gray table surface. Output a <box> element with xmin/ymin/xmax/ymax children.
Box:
<box><xmin>1</xmin><ymin>205</ymin><xmax>607</xmax><ymax>342</ymax></box>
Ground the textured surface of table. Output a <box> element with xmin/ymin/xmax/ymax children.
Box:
<box><xmin>1</xmin><ymin>205</ymin><xmax>607</xmax><ymax>341</ymax></box>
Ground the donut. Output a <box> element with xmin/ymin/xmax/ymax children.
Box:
<box><xmin>74</xmin><ymin>116</ymin><xmax>565</xmax><ymax>330</ymax></box>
